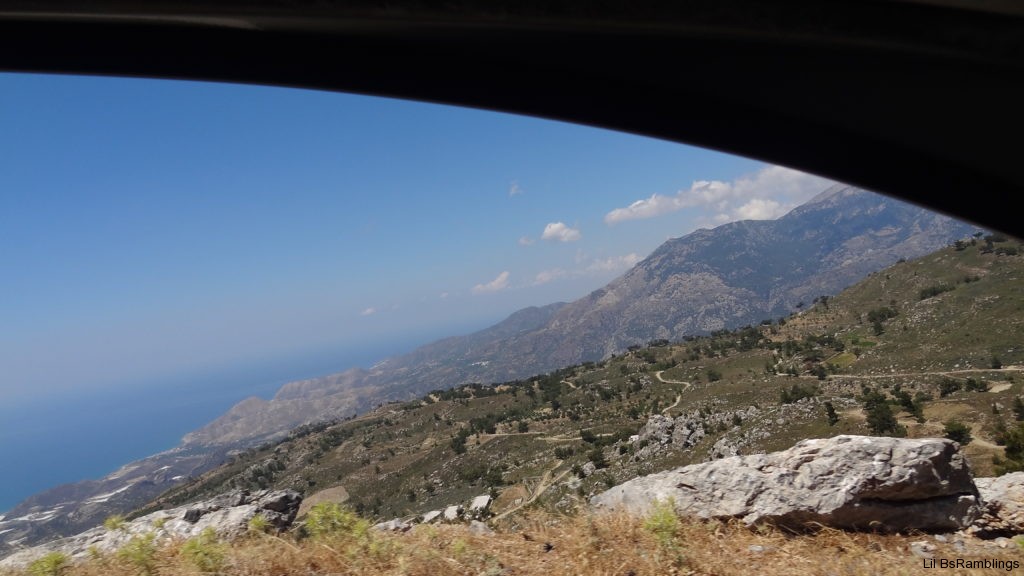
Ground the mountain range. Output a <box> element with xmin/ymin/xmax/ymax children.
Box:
<box><xmin>182</xmin><ymin>184</ymin><xmax>976</xmax><ymax>445</ymax></box>
<box><xmin>0</xmin><ymin>184</ymin><xmax>980</xmax><ymax>553</ymax></box>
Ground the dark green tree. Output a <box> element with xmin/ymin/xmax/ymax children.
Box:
<box><xmin>943</xmin><ymin>420</ymin><xmax>972</xmax><ymax>445</ymax></box>
<box><xmin>939</xmin><ymin>378</ymin><xmax>962</xmax><ymax>398</ymax></box>
<box><xmin>1013</xmin><ymin>397</ymin><xmax>1024</xmax><ymax>421</ymax></box>
<box><xmin>996</xmin><ymin>423</ymin><xmax>1024</xmax><ymax>475</ymax></box>
<box><xmin>861</xmin><ymin>387</ymin><xmax>905</xmax><ymax>436</ymax></box>
<box><xmin>824</xmin><ymin>401</ymin><xmax>839</xmax><ymax>426</ymax></box>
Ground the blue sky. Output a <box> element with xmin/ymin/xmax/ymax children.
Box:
<box><xmin>0</xmin><ymin>72</ymin><xmax>837</xmax><ymax>408</ymax></box>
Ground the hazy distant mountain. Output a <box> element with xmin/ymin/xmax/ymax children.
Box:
<box><xmin>164</xmin><ymin>185</ymin><xmax>981</xmax><ymax>446</ymax></box>
<box><xmin>181</xmin><ymin>302</ymin><xmax>569</xmax><ymax>445</ymax></box>
<box><xmin>488</xmin><ymin>184</ymin><xmax>980</xmax><ymax>364</ymax></box>
<box><xmin>1</xmin><ymin>185</ymin><xmax>979</xmax><ymax>552</ymax></box>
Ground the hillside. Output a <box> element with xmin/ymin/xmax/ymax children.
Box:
<box><xmin>128</xmin><ymin>238</ymin><xmax>1024</xmax><ymax>525</ymax></box>
<box><xmin>184</xmin><ymin>185</ymin><xmax>978</xmax><ymax>448</ymax></box>
<box><xmin>0</xmin><ymin>185</ymin><xmax>981</xmax><ymax>551</ymax></box>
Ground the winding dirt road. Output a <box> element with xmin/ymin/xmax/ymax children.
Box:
<box><xmin>492</xmin><ymin>460</ymin><xmax>569</xmax><ymax>521</ymax></box>
<box><xmin>654</xmin><ymin>370</ymin><xmax>692</xmax><ymax>415</ymax></box>
<box><xmin>828</xmin><ymin>366</ymin><xmax>1024</xmax><ymax>380</ymax></box>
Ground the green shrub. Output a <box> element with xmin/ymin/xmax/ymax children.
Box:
<box><xmin>27</xmin><ymin>552</ymin><xmax>70</xmax><ymax>576</ymax></box>
<box><xmin>117</xmin><ymin>532</ymin><xmax>157</xmax><ymax>576</ymax></box>
<box><xmin>304</xmin><ymin>502</ymin><xmax>369</xmax><ymax>540</ymax></box>
<box><xmin>997</xmin><ymin>423</ymin><xmax>1024</xmax><ymax>475</ymax></box>
<box><xmin>587</xmin><ymin>447</ymin><xmax>608</xmax><ymax>469</ymax></box>
<box><xmin>919</xmin><ymin>284</ymin><xmax>954</xmax><ymax>300</ymax></box>
<box><xmin>181</xmin><ymin>528</ymin><xmax>226</xmax><ymax>573</ymax></box>
<box><xmin>553</xmin><ymin>446</ymin><xmax>575</xmax><ymax>459</ymax></box>
<box><xmin>965</xmin><ymin>378</ymin><xmax>989</xmax><ymax>392</ymax></box>
<box><xmin>1014</xmin><ymin>397</ymin><xmax>1024</xmax><ymax>421</ymax></box>
<box><xmin>824</xmin><ymin>401</ymin><xmax>839</xmax><ymax>426</ymax></box>
<box><xmin>247</xmin><ymin>514</ymin><xmax>271</xmax><ymax>534</ymax></box>
<box><xmin>104</xmin><ymin>514</ymin><xmax>127</xmax><ymax>531</ymax></box>
<box><xmin>861</xmin><ymin>387</ymin><xmax>905</xmax><ymax>436</ymax></box>
<box><xmin>943</xmin><ymin>420</ymin><xmax>973</xmax><ymax>445</ymax></box>
<box><xmin>780</xmin><ymin>383</ymin><xmax>818</xmax><ymax>404</ymax></box>
<box><xmin>866</xmin><ymin>307</ymin><xmax>898</xmax><ymax>323</ymax></box>
<box><xmin>939</xmin><ymin>378</ymin><xmax>962</xmax><ymax>397</ymax></box>
<box><xmin>643</xmin><ymin>499</ymin><xmax>679</xmax><ymax>548</ymax></box>
<box><xmin>643</xmin><ymin>499</ymin><xmax>685</xmax><ymax>567</ymax></box>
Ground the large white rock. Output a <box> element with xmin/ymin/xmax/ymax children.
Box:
<box><xmin>443</xmin><ymin>505</ymin><xmax>462</xmax><ymax>521</ymax></box>
<box><xmin>470</xmin><ymin>495</ymin><xmax>492</xmax><ymax>512</ymax></box>
<box><xmin>973</xmin><ymin>472</ymin><xmax>1024</xmax><ymax>536</ymax></box>
<box><xmin>592</xmin><ymin>435</ymin><xmax>981</xmax><ymax>532</ymax></box>
<box><xmin>373</xmin><ymin>518</ymin><xmax>411</xmax><ymax>532</ymax></box>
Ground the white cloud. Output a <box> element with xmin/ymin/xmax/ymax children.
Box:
<box><xmin>533</xmin><ymin>268</ymin><xmax>567</xmax><ymax>285</ymax></box>
<box><xmin>604</xmin><ymin>165</ymin><xmax>834</xmax><ymax>225</ymax></box>
<box><xmin>585</xmin><ymin>253</ymin><xmax>641</xmax><ymax>273</ymax></box>
<box><xmin>509</xmin><ymin>181</ymin><xmax>523</xmax><ymax>196</ymax></box>
<box><xmin>734</xmin><ymin>198</ymin><xmax>785</xmax><ymax>220</ymax></box>
<box><xmin>541</xmin><ymin>221</ymin><xmax>581</xmax><ymax>242</ymax></box>
<box><xmin>518</xmin><ymin>236</ymin><xmax>534</xmax><ymax>246</ymax></box>
<box><xmin>472</xmin><ymin>271</ymin><xmax>510</xmax><ymax>294</ymax></box>
<box><xmin>532</xmin><ymin>253</ymin><xmax>641</xmax><ymax>286</ymax></box>
<box><xmin>360</xmin><ymin>307</ymin><xmax>377</xmax><ymax>316</ymax></box>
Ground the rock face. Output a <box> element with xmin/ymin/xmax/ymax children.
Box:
<box><xmin>0</xmin><ymin>489</ymin><xmax>301</xmax><ymax>569</ymax></box>
<box><xmin>633</xmin><ymin>407</ymin><xmax>759</xmax><ymax>461</ymax></box>
<box><xmin>592</xmin><ymin>435</ymin><xmax>982</xmax><ymax>532</ymax></box>
<box><xmin>0</xmin><ymin>444</ymin><xmax>236</xmax><ymax>557</ymax></box>
<box><xmin>972</xmin><ymin>472</ymin><xmax>1024</xmax><ymax>537</ymax></box>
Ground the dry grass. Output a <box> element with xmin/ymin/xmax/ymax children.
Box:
<box><xmin>6</xmin><ymin>510</ymin><xmax>1023</xmax><ymax>576</ymax></box>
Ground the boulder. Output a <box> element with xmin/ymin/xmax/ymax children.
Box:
<box><xmin>373</xmin><ymin>518</ymin><xmax>411</xmax><ymax>532</ymax></box>
<box><xmin>638</xmin><ymin>415</ymin><xmax>675</xmax><ymax>445</ymax></box>
<box><xmin>469</xmin><ymin>495</ymin><xmax>492</xmax><ymax>512</ymax></box>
<box><xmin>592</xmin><ymin>435</ymin><xmax>981</xmax><ymax>532</ymax></box>
<box><xmin>972</xmin><ymin>472</ymin><xmax>1024</xmax><ymax>536</ymax></box>
<box><xmin>443</xmin><ymin>505</ymin><xmax>462</xmax><ymax>521</ymax></box>
<box><xmin>295</xmin><ymin>486</ymin><xmax>349</xmax><ymax>518</ymax></box>
<box><xmin>468</xmin><ymin>520</ymin><xmax>493</xmax><ymax>535</ymax></box>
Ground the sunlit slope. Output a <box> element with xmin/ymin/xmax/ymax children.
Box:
<box><xmin>136</xmin><ymin>239</ymin><xmax>1023</xmax><ymax>523</ymax></box>
<box><xmin>185</xmin><ymin>186</ymin><xmax>978</xmax><ymax>448</ymax></box>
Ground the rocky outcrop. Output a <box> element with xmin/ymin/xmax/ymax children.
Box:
<box><xmin>592</xmin><ymin>435</ymin><xmax>982</xmax><ymax>532</ymax></box>
<box><xmin>0</xmin><ymin>489</ymin><xmax>301</xmax><ymax>569</ymax></box>
<box><xmin>972</xmin><ymin>472</ymin><xmax>1024</xmax><ymax>537</ymax></box>
<box><xmin>632</xmin><ymin>407</ymin><xmax>759</xmax><ymax>460</ymax></box>
<box><xmin>0</xmin><ymin>444</ymin><xmax>235</xmax><ymax>555</ymax></box>
<box><xmin>420</xmin><ymin>494</ymin><xmax>493</xmax><ymax>525</ymax></box>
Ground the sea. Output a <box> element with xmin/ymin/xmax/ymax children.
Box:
<box><xmin>0</xmin><ymin>334</ymin><xmax>444</xmax><ymax>513</ymax></box>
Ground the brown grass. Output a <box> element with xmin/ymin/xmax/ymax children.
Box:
<box><xmin>6</xmin><ymin>510</ymin><xmax>1023</xmax><ymax>576</ymax></box>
